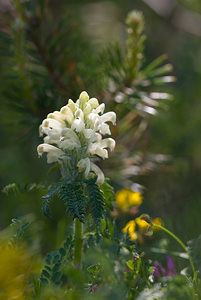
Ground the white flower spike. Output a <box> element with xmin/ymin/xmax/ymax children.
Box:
<box><xmin>37</xmin><ymin>91</ymin><xmax>116</xmax><ymax>185</ymax></box>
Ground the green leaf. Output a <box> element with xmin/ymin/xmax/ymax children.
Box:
<box><xmin>44</xmin><ymin>265</ymin><xmax>51</xmax><ymax>272</ymax></box>
<box><xmin>9</xmin><ymin>216</ymin><xmax>32</xmax><ymax>245</ymax></box>
<box><xmin>87</xmin><ymin>263</ymin><xmax>102</xmax><ymax>274</ymax></box>
<box><xmin>59</xmin><ymin>181</ymin><xmax>87</xmax><ymax>222</ymax></box>
<box><xmin>2</xmin><ymin>183</ymin><xmax>45</xmax><ymax>195</ymax></box>
<box><xmin>42</xmin><ymin>196</ymin><xmax>52</xmax><ymax>218</ymax></box>
<box><xmin>52</xmin><ymin>263</ymin><xmax>61</xmax><ymax>273</ymax></box>
<box><xmin>59</xmin><ymin>248</ymin><xmax>66</xmax><ymax>257</ymax></box>
<box><xmin>143</xmin><ymin>54</ymin><xmax>167</xmax><ymax>74</ymax></box>
<box><xmin>147</xmin><ymin>64</ymin><xmax>173</xmax><ymax>78</ymax></box>
<box><xmin>100</xmin><ymin>179</ymin><xmax>114</xmax><ymax>210</ymax></box>
<box><xmin>126</xmin><ymin>260</ymin><xmax>134</xmax><ymax>271</ymax></box>
<box><xmin>41</xmin><ymin>235</ymin><xmax>73</xmax><ymax>285</ymax></box>
<box><xmin>39</xmin><ymin>278</ymin><xmax>49</xmax><ymax>285</ymax></box>
<box><xmin>188</xmin><ymin>235</ymin><xmax>201</xmax><ymax>276</ymax></box>
<box><xmin>45</xmin><ymin>254</ymin><xmax>52</xmax><ymax>265</ymax></box>
<box><xmin>51</xmin><ymin>272</ymin><xmax>62</xmax><ymax>283</ymax></box>
<box><xmin>42</xmin><ymin>269</ymin><xmax>50</xmax><ymax>279</ymax></box>
<box><xmin>52</xmin><ymin>255</ymin><xmax>60</xmax><ymax>264</ymax></box>
<box><xmin>42</xmin><ymin>182</ymin><xmax>64</xmax><ymax>218</ymax></box>
<box><xmin>86</xmin><ymin>177</ymin><xmax>105</xmax><ymax>225</ymax></box>
<box><xmin>47</xmin><ymin>163</ymin><xmax>60</xmax><ymax>175</ymax></box>
<box><xmin>162</xmin><ymin>275</ymin><xmax>196</xmax><ymax>300</ymax></box>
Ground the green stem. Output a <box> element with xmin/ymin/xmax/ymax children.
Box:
<box><xmin>74</xmin><ymin>218</ymin><xmax>83</xmax><ymax>266</ymax></box>
<box><xmin>153</xmin><ymin>223</ymin><xmax>196</xmax><ymax>281</ymax></box>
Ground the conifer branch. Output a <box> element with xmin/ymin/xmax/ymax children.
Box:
<box><xmin>28</xmin><ymin>30</ymin><xmax>69</xmax><ymax>94</ymax></box>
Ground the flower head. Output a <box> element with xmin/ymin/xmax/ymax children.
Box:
<box><xmin>122</xmin><ymin>215</ymin><xmax>162</xmax><ymax>243</ymax></box>
<box><xmin>122</xmin><ymin>220</ymin><xmax>138</xmax><ymax>241</ymax></box>
<box><xmin>37</xmin><ymin>91</ymin><xmax>116</xmax><ymax>185</ymax></box>
<box><xmin>153</xmin><ymin>256</ymin><xmax>176</xmax><ymax>279</ymax></box>
<box><xmin>152</xmin><ymin>217</ymin><xmax>163</xmax><ymax>231</ymax></box>
<box><xmin>115</xmin><ymin>188</ymin><xmax>143</xmax><ymax>213</ymax></box>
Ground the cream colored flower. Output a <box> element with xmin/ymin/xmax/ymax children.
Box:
<box><xmin>37</xmin><ymin>91</ymin><xmax>116</xmax><ymax>185</ymax></box>
<box><xmin>77</xmin><ymin>158</ymin><xmax>105</xmax><ymax>185</ymax></box>
<box><xmin>37</xmin><ymin>144</ymin><xmax>65</xmax><ymax>163</ymax></box>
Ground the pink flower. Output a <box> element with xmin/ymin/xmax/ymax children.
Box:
<box><xmin>153</xmin><ymin>256</ymin><xmax>176</xmax><ymax>279</ymax></box>
<box><xmin>92</xmin><ymin>284</ymin><xmax>98</xmax><ymax>292</ymax></box>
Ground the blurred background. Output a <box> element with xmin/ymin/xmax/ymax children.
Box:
<box><xmin>0</xmin><ymin>0</ymin><xmax>201</xmax><ymax>261</ymax></box>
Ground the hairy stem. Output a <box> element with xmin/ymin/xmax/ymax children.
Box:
<box><xmin>74</xmin><ymin>218</ymin><xmax>83</xmax><ymax>266</ymax></box>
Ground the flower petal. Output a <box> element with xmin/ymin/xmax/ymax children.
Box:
<box><xmin>71</xmin><ymin>118</ymin><xmax>85</xmax><ymax>132</ymax></box>
<box><xmin>90</xmin><ymin>162</ymin><xmax>105</xmax><ymax>185</ymax></box>
<box><xmin>77</xmin><ymin>158</ymin><xmax>91</xmax><ymax>178</ymax></box>
<box><xmin>88</xmin><ymin>97</ymin><xmax>99</xmax><ymax>109</ymax></box>
<box><xmin>60</xmin><ymin>106</ymin><xmax>74</xmax><ymax>125</ymax></box>
<box><xmin>100</xmin><ymin>138</ymin><xmax>116</xmax><ymax>151</ymax></box>
<box><xmin>37</xmin><ymin>144</ymin><xmax>65</xmax><ymax>163</ymax></box>
<box><xmin>101</xmin><ymin>112</ymin><xmax>116</xmax><ymax>125</ymax></box>
<box><xmin>93</xmin><ymin>103</ymin><xmax>105</xmax><ymax>114</ymax></box>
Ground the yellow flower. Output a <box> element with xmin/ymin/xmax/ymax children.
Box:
<box><xmin>115</xmin><ymin>189</ymin><xmax>143</xmax><ymax>212</ymax></box>
<box><xmin>152</xmin><ymin>217</ymin><xmax>163</xmax><ymax>232</ymax></box>
<box><xmin>135</xmin><ymin>217</ymin><xmax>150</xmax><ymax>234</ymax></box>
<box><xmin>122</xmin><ymin>220</ymin><xmax>138</xmax><ymax>241</ymax></box>
<box><xmin>122</xmin><ymin>215</ymin><xmax>162</xmax><ymax>244</ymax></box>
<box><xmin>0</xmin><ymin>245</ymin><xmax>33</xmax><ymax>300</ymax></box>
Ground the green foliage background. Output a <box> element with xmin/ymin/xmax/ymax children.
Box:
<box><xmin>0</xmin><ymin>0</ymin><xmax>201</xmax><ymax>263</ymax></box>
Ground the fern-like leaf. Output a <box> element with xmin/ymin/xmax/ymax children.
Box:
<box><xmin>42</xmin><ymin>182</ymin><xmax>64</xmax><ymax>218</ymax></box>
<box><xmin>9</xmin><ymin>216</ymin><xmax>33</xmax><ymax>246</ymax></box>
<box><xmin>40</xmin><ymin>235</ymin><xmax>74</xmax><ymax>285</ymax></box>
<box><xmin>86</xmin><ymin>177</ymin><xmax>105</xmax><ymax>225</ymax></box>
<box><xmin>100</xmin><ymin>179</ymin><xmax>114</xmax><ymax>210</ymax></box>
<box><xmin>2</xmin><ymin>183</ymin><xmax>45</xmax><ymax>195</ymax></box>
<box><xmin>58</xmin><ymin>182</ymin><xmax>87</xmax><ymax>223</ymax></box>
<box><xmin>42</xmin><ymin>196</ymin><xmax>52</xmax><ymax>219</ymax></box>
